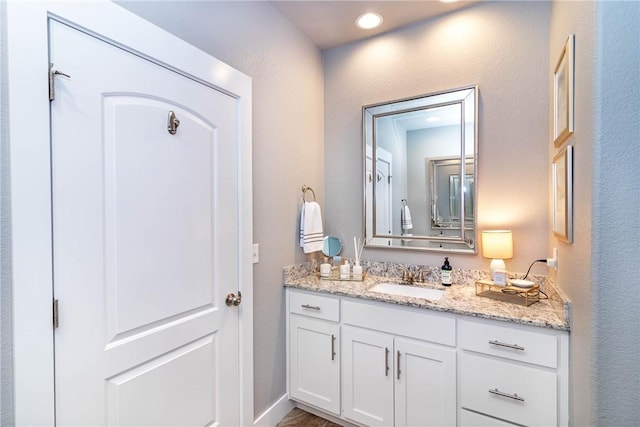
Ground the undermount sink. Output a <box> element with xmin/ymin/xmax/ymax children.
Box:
<box><xmin>368</xmin><ymin>282</ymin><xmax>445</xmax><ymax>301</ymax></box>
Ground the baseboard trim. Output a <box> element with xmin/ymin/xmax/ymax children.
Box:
<box><xmin>253</xmin><ymin>393</ymin><xmax>294</xmax><ymax>427</ymax></box>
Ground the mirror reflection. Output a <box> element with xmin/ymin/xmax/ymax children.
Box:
<box><xmin>363</xmin><ymin>86</ymin><xmax>478</xmax><ymax>253</ymax></box>
<box><xmin>430</xmin><ymin>158</ymin><xmax>474</xmax><ymax>227</ymax></box>
<box><xmin>322</xmin><ymin>235</ymin><xmax>343</xmax><ymax>257</ymax></box>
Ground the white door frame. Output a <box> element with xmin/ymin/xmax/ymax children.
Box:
<box><xmin>6</xmin><ymin>2</ymin><xmax>253</xmax><ymax>425</ymax></box>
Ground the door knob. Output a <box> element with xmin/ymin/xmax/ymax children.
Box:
<box><xmin>225</xmin><ymin>291</ymin><xmax>242</xmax><ymax>307</ymax></box>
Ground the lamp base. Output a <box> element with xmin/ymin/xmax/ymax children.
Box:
<box><xmin>489</xmin><ymin>259</ymin><xmax>506</xmax><ymax>282</ymax></box>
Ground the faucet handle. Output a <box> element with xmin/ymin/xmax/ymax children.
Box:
<box><xmin>398</xmin><ymin>267</ymin><xmax>416</xmax><ymax>283</ymax></box>
<box><xmin>416</xmin><ymin>269</ymin><xmax>427</xmax><ymax>283</ymax></box>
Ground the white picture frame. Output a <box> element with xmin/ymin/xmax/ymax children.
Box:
<box><xmin>553</xmin><ymin>145</ymin><xmax>573</xmax><ymax>243</ymax></box>
<box><xmin>553</xmin><ymin>34</ymin><xmax>575</xmax><ymax>147</ymax></box>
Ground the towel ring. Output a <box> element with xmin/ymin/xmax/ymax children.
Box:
<box><xmin>301</xmin><ymin>185</ymin><xmax>316</xmax><ymax>202</ymax></box>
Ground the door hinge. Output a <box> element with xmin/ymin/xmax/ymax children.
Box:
<box><xmin>49</xmin><ymin>63</ymin><xmax>71</xmax><ymax>101</ymax></box>
<box><xmin>53</xmin><ymin>299</ymin><xmax>59</xmax><ymax>329</ymax></box>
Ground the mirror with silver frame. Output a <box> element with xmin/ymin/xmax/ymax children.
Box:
<box><xmin>363</xmin><ymin>85</ymin><xmax>478</xmax><ymax>253</ymax></box>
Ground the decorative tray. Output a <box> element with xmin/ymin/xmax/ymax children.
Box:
<box><xmin>475</xmin><ymin>279</ymin><xmax>540</xmax><ymax>306</ymax></box>
<box><xmin>318</xmin><ymin>270</ymin><xmax>365</xmax><ymax>282</ymax></box>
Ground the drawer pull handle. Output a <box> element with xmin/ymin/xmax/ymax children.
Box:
<box><xmin>301</xmin><ymin>304</ymin><xmax>321</xmax><ymax>311</ymax></box>
<box><xmin>397</xmin><ymin>351</ymin><xmax>401</xmax><ymax>380</ymax></box>
<box><xmin>331</xmin><ymin>334</ymin><xmax>336</xmax><ymax>361</ymax></box>
<box><xmin>489</xmin><ymin>388</ymin><xmax>525</xmax><ymax>402</ymax></box>
<box><xmin>489</xmin><ymin>340</ymin><xmax>525</xmax><ymax>351</ymax></box>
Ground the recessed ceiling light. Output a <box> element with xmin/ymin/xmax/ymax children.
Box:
<box><xmin>439</xmin><ymin>0</ymin><xmax>459</xmax><ymax>3</ymax></box>
<box><xmin>356</xmin><ymin>12</ymin><xmax>383</xmax><ymax>30</ymax></box>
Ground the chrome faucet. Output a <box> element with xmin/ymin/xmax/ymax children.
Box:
<box><xmin>415</xmin><ymin>269</ymin><xmax>428</xmax><ymax>283</ymax></box>
<box><xmin>398</xmin><ymin>267</ymin><xmax>415</xmax><ymax>283</ymax></box>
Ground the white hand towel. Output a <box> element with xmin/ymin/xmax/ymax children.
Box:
<box><xmin>401</xmin><ymin>205</ymin><xmax>413</xmax><ymax>230</ymax></box>
<box><xmin>300</xmin><ymin>201</ymin><xmax>324</xmax><ymax>253</ymax></box>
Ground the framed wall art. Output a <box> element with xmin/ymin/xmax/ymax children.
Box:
<box><xmin>553</xmin><ymin>145</ymin><xmax>573</xmax><ymax>243</ymax></box>
<box><xmin>553</xmin><ymin>34</ymin><xmax>575</xmax><ymax>147</ymax></box>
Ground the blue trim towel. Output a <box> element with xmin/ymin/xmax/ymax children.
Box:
<box><xmin>401</xmin><ymin>204</ymin><xmax>413</xmax><ymax>231</ymax></box>
<box><xmin>300</xmin><ymin>201</ymin><xmax>324</xmax><ymax>253</ymax></box>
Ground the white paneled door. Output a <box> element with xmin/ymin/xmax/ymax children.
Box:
<box><xmin>50</xmin><ymin>20</ymin><xmax>240</xmax><ymax>426</ymax></box>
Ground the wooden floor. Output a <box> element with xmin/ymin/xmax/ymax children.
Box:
<box><xmin>276</xmin><ymin>408</ymin><xmax>342</xmax><ymax>427</ymax></box>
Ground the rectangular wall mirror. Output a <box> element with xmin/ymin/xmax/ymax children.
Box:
<box><xmin>363</xmin><ymin>85</ymin><xmax>478</xmax><ymax>253</ymax></box>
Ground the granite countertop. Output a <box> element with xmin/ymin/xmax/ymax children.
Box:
<box><xmin>283</xmin><ymin>262</ymin><xmax>571</xmax><ymax>331</ymax></box>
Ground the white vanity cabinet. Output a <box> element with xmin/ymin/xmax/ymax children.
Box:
<box><xmin>341</xmin><ymin>299</ymin><xmax>457</xmax><ymax>427</ymax></box>
<box><xmin>287</xmin><ymin>290</ymin><xmax>341</xmax><ymax>415</ymax></box>
<box><xmin>458</xmin><ymin>318</ymin><xmax>569</xmax><ymax>426</ymax></box>
<box><xmin>286</xmin><ymin>287</ymin><xmax>569</xmax><ymax>427</ymax></box>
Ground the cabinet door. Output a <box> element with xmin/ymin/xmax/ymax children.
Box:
<box><xmin>289</xmin><ymin>315</ymin><xmax>340</xmax><ymax>415</ymax></box>
<box><xmin>394</xmin><ymin>338</ymin><xmax>456</xmax><ymax>427</ymax></box>
<box><xmin>342</xmin><ymin>326</ymin><xmax>394</xmax><ymax>426</ymax></box>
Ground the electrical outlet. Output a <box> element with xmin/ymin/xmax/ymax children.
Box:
<box><xmin>252</xmin><ymin>243</ymin><xmax>259</xmax><ymax>264</ymax></box>
<box><xmin>547</xmin><ymin>247</ymin><xmax>558</xmax><ymax>271</ymax></box>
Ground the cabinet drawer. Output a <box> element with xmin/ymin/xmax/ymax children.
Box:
<box><xmin>459</xmin><ymin>409</ymin><xmax>518</xmax><ymax>426</ymax></box>
<box><xmin>458</xmin><ymin>319</ymin><xmax>558</xmax><ymax>368</ymax></box>
<box><xmin>460</xmin><ymin>353</ymin><xmax>557</xmax><ymax>426</ymax></box>
<box><xmin>289</xmin><ymin>289</ymin><xmax>340</xmax><ymax>322</ymax></box>
<box><xmin>342</xmin><ymin>299</ymin><xmax>455</xmax><ymax>346</ymax></box>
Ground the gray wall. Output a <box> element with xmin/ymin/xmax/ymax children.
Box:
<box><xmin>0</xmin><ymin>0</ymin><xmax>14</xmax><ymax>424</ymax></box>
<box><xmin>117</xmin><ymin>1</ymin><xmax>324</xmax><ymax>418</ymax></box>
<box><xmin>591</xmin><ymin>4</ymin><xmax>640</xmax><ymax>424</ymax></box>
<box><xmin>324</xmin><ymin>1</ymin><xmax>551</xmax><ymax>273</ymax></box>
<box><xmin>550</xmin><ymin>1</ymin><xmax>640</xmax><ymax>425</ymax></box>
<box><xmin>592</xmin><ymin>4</ymin><xmax>640</xmax><ymax>424</ymax></box>
<box><xmin>548</xmin><ymin>2</ymin><xmax>640</xmax><ymax>425</ymax></box>
<box><xmin>548</xmin><ymin>2</ymin><xmax>596</xmax><ymax>424</ymax></box>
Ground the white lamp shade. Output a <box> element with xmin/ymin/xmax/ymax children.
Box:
<box><xmin>482</xmin><ymin>230</ymin><xmax>513</xmax><ymax>282</ymax></box>
<box><xmin>481</xmin><ymin>230</ymin><xmax>513</xmax><ymax>259</ymax></box>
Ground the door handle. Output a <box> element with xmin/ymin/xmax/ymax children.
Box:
<box><xmin>225</xmin><ymin>291</ymin><xmax>242</xmax><ymax>307</ymax></box>
<box><xmin>384</xmin><ymin>347</ymin><xmax>390</xmax><ymax>376</ymax></box>
<box><xmin>331</xmin><ymin>334</ymin><xmax>336</xmax><ymax>361</ymax></box>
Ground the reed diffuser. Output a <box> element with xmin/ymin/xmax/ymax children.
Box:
<box><xmin>352</xmin><ymin>236</ymin><xmax>364</xmax><ymax>279</ymax></box>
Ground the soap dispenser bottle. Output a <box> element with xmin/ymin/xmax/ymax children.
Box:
<box><xmin>441</xmin><ymin>257</ymin><xmax>452</xmax><ymax>286</ymax></box>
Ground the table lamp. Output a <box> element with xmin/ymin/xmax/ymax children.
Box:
<box><xmin>481</xmin><ymin>230</ymin><xmax>513</xmax><ymax>282</ymax></box>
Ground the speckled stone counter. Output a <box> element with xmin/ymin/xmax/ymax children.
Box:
<box><xmin>283</xmin><ymin>261</ymin><xmax>570</xmax><ymax>331</ymax></box>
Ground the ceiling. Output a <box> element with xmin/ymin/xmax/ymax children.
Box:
<box><xmin>268</xmin><ymin>1</ymin><xmax>482</xmax><ymax>51</ymax></box>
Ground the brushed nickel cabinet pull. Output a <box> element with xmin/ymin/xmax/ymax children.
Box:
<box><xmin>397</xmin><ymin>351</ymin><xmax>401</xmax><ymax>380</ymax></box>
<box><xmin>489</xmin><ymin>340</ymin><xmax>525</xmax><ymax>351</ymax></box>
<box><xmin>331</xmin><ymin>334</ymin><xmax>336</xmax><ymax>361</ymax></box>
<box><xmin>301</xmin><ymin>304</ymin><xmax>321</xmax><ymax>311</ymax></box>
<box><xmin>385</xmin><ymin>347</ymin><xmax>390</xmax><ymax>376</ymax></box>
<box><xmin>489</xmin><ymin>388</ymin><xmax>525</xmax><ymax>402</ymax></box>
